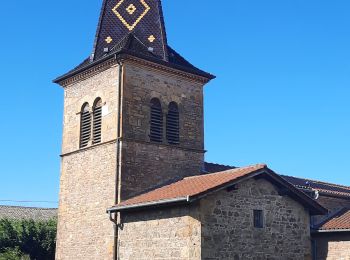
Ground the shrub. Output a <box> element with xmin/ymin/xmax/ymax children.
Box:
<box><xmin>0</xmin><ymin>218</ymin><xmax>57</xmax><ymax>260</ymax></box>
<box><xmin>0</xmin><ymin>248</ymin><xmax>29</xmax><ymax>260</ymax></box>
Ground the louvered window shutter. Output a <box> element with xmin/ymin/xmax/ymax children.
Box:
<box><xmin>93</xmin><ymin>98</ymin><xmax>102</xmax><ymax>145</ymax></box>
<box><xmin>150</xmin><ymin>98</ymin><xmax>163</xmax><ymax>142</ymax></box>
<box><xmin>80</xmin><ymin>103</ymin><xmax>91</xmax><ymax>148</ymax></box>
<box><xmin>166</xmin><ymin>102</ymin><xmax>179</xmax><ymax>145</ymax></box>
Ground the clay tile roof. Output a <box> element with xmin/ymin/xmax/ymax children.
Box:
<box><xmin>0</xmin><ymin>206</ymin><xmax>57</xmax><ymax>221</ymax></box>
<box><xmin>317</xmin><ymin>208</ymin><xmax>350</xmax><ymax>231</ymax></box>
<box><xmin>202</xmin><ymin>162</ymin><xmax>350</xmax><ymax>199</ymax></box>
<box><xmin>115</xmin><ymin>164</ymin><xmax>266</xmax><ymax>209</ymax></box>
<box><xmin>108</xmin><ymin>164</ymin><xmax>326</xmax><ymax>215</ymax></box>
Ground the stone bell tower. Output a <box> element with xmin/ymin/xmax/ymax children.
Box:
<box><xmin>54</xmin><ymin>0</ymin><xmax>214</xmax><ymax>259</ymax></box>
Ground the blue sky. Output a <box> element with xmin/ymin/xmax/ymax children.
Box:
<box><xmin>0</xmin><ymin>0</ymin><xmax>349</xmax><ymax>208</ymax></box>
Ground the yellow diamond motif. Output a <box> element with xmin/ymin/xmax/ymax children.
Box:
<box><xmin>112</xmin><ymin>0</ymin><xmax>151</xmax><ymax>31</ymax></box>
<box><xmin>126</xmin><ymin>4</ymin><xmax>137</xmax><ymax>15</ymax></box>
<box><xmin>148</xmin><ymin>35</ymin><xmax>155</xmax><ymax>43</ymax></box>
<box><xmin>105</xmin><ymin>36</ymin><xmax>113</xmax><ymax>44</ymax></box>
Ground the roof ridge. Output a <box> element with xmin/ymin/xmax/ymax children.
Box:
<box><xmin>185</xmin><ymin>164</ymin><xmax>267</xmax><ymax>179</ymax></box>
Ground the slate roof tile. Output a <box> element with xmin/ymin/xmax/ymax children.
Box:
<box><xmin>54</xmin><ymin>35</ymin><xmax>214</xmax><ymax>83</ymax></box>
<box><xmin>281</xmin><ymin>175</ymin><xmax>350</xmax><ymax>198</ymax></box>
<box><xmin>204</xmin><ymin>162</ymin><xmax>236</xmax><ymax>173</ymax></box>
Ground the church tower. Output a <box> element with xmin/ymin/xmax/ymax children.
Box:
<box><xmin>54</xmin><ymin>0</ymin><xmax>214</xmax><ymax>259</ymax></box>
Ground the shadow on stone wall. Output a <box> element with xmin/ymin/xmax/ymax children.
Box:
<box><xmin>313</xmin><ymin>233</ymin><xmax>350</xmax><ymax>259</ymax></box>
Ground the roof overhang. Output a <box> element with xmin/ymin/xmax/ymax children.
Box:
<box><xmin>53</xmin><ymin>50</ymin><xmax>215</xmax><ymax>85</ymax></box>
<box><xmin>107</xmin><ymin>196</ymin><xmax>190</xmax><ymax>213</ymax></box>
<box><xmin>312</xmin><ymin>229</ymin><xmax>350</xmax><ymax>233</ymax></box>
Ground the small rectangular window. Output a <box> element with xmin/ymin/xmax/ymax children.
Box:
<box><xmin>254</xmin><ymin>210</ymin><xmax>264</xmax><ymax>228</ymax></box>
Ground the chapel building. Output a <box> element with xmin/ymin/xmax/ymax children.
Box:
<box><xmin>54</xmin><ymin>1</ymin><xmax>350</xmax><ymax>259</ymax></box>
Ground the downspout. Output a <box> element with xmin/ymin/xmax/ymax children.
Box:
<box><xmin>112</xmin><ymin>55</ymin><xmax>124</xmax><ymax>260</ymax></box>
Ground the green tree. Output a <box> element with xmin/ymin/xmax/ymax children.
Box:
<box><xmin>0</xmin><ymin>218</ymin><xmax>57</xmax><ymax>260</ymax></box>
<box><xmin>0</xmin><ymin>248</ymin><xmax>29</xmax><ymax>260</ymax></box>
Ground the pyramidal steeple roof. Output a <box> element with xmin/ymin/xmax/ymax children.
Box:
<box><xmin>54</xmin><ymin>0</ymin><xmax>214</xmax><ymax>83</ymax></box>
<box><xmin>93</xmin><ymin>0</ymin><xmax>168</xmax><ymax>61</ymax></box>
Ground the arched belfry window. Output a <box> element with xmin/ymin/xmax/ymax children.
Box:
<box><xmin>167</xmin><ymin>102</ymin><xmax>179</xmax><ymax>145</ymax></box>
<box><xmin>92</xmin><ymin>98</ymin><xmax>103</xmax><ymax>145</ymax></box>
<box><xmin>80</xmin><ymin>103</ymin><xmax>91</xmax><ymax>148</ymax></box>
<box><xmin>150</xmin><ymin>98</ymin><xmax>163</xmax><ymax>142</ymax></box>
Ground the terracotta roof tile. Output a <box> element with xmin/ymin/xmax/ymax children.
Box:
<box><xmin>318</xmin><ymin>208</ymin><xmax>350</xmax><ymax>230</ymax></box>
<box><xmin>203</xmin><ymin>162</ymin><xmax>350</xmax><ymax>198</ymax></box>
<box><xmin>110</xmin><ymin>164</ymin><xmax>326</xmax><ymax>216</ymax></box>
<box><xmin>118</xmin><ymin>164</ymin><xmax>266</xmax><ymax>208</ymax></box>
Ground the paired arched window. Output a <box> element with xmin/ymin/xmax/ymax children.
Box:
<box><xmin>149</xmin><ymin>98</ymin><xmax>163</xmax><ymax>142</ymax></box>
<box><xmin>80</xmin><ymin>103</ymin><xmax>91</xmax><ymax>148</ymax></box>
<box><xmin>166</xmin><ymin>102</ymin><xmax>179</xmax><ymax>145</ymax></box>
<box><xmin>79</xmin><ymin>98</ymin><xmax>103</xmax><ymax>148</ymax></box>
<box><xmin>149</xmin><ymin>99</ymin><xmax>180</xmax><ymax>144</ymax></box>
<box><xmin>92</xmin><ymin>98</ymin><xmax>103</xmax><ymax>145</ymax></box>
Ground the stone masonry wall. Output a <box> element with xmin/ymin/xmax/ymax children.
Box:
<box><xmin>122</xmin><ymin>61</ymin><xmax>205</xmax><ymax>150</ymax></box>
<box><xmin>56</xmin><ymin>144</ymin><xmax>116</xmax><ymax>260</ymax></box>
<box><xmin>119</xmin><ymin>61</ymin><xmax>206</xmax><ymax>200</ymax></box>
<box><xmin>56</xmin><ymin>64</ymin><xmax>120</xmax><ymax>260</ymax></box>
<box><xmin>313</xmin><ymin>233</ymin><xmax>350</xmax><ymax>260</ymax></box>
<box><xmin>56</xmin><ymin>59</ymin><xmax>209</xmax><ymax>258</ymax></box>
<box><xmin>200</xmin><ymin>178</ymin><xmax>312</xmax><ymax>260</ymax></box>
<box><xmin>118</xmin><ymin>205</ymin><xmax>201</xmax><ymax>260</ymax></box>
<box><xmin>120</xmin><ymin>141</ymin><xmax>204</xmax><ymax>199</ymax></box>
<box><xmin>61</xmin><ymin>64</ymin><xmax>119</xmax><ymax>154</ymax></box>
